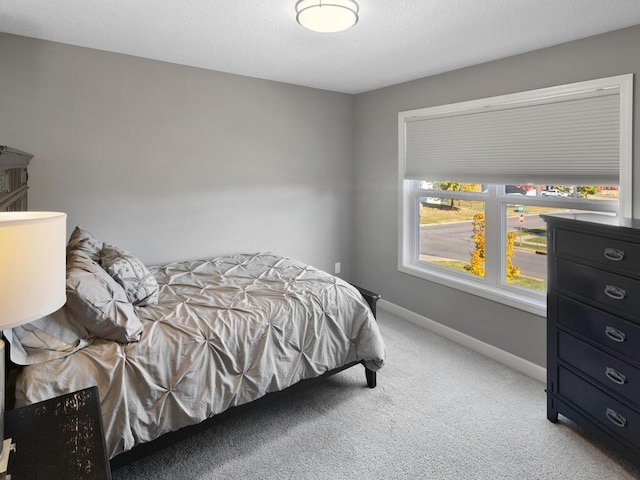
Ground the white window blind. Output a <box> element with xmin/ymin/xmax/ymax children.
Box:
<box><xmin>403</xmin><ymin>87</ymin><xmax>621</xmax><ymax>185</ymax></box>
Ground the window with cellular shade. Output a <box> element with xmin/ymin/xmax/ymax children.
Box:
<box><xmin>402</xmin><ymin>87</ymin><xmax>621</xmax><ymax>185</ymax></box>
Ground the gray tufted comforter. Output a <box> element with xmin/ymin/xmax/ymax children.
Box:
<box><xmin>14</xmin><ymin>253</ymin><xmax>385</xmax><ymax>459</ymax></box>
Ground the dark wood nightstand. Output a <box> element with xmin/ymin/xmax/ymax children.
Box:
<box><xmin>4</xmin><ymin>386</ymin><xmax>111</xmax><ymax>479</ymax></box>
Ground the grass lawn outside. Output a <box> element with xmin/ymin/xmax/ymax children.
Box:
<box><xmin>419</xmin><ymin>200</ymin><xmax>484</xmax><ymax>224</ymax></box>
<box><xmin>514</xmin><ymin>227</ymin><xmax>547</xmax><ymax>253</ymax></box>
<box><xmin>428</xmin><ymin>259</ymin><xmax>546</xmax><ymax>292</ymax></box>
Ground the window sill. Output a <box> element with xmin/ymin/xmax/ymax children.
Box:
<box><xmin>399</xmin><ymin>263</ymin><xmax>546</xmax><ymax>317</ymax></box>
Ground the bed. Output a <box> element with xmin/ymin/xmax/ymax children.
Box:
<box><xmin>6</xmin><ymin>223</ymin><xmax>386</xmax><ymax>466</ymax></box>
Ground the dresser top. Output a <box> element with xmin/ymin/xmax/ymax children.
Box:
<box><xmin>541</xmin><ymin>213</ymin><xmax>640</xmax><ymax>232</ymax></box>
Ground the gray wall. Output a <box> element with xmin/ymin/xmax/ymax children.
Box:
<box><xmin>0</xmin><ymin>33</ymin><xmax>354</xmax><ymax>275</ymax></box>
<box><xmin>3</xmin><ymin>26</ymin><xmax>640</xmax><ymax>368</ymax></box>
<box><xmin>352</xmin><ymin>25</ymin><xmax>640</xmax><ymax>367</ymax></box>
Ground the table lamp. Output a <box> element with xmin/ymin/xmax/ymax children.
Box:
<box><xmin>0</xmin><ymin>211</ymin><xmax>67</xmax><ymax>472</ymax></box>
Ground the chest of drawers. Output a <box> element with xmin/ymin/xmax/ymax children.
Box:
<box><xmin>543</xmin><ymin>213</ymin><xmax>640</xmax><ymax>467</ymax></box>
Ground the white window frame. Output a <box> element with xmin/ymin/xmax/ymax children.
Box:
<box><xmin>398</xmin><ymin>75</ymin><xmax>633</xmax><ymax>316</ymax></box>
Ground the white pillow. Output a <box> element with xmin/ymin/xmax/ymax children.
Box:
<box><xmin>66</xmin><ymin>225</ymin><xmax>103</xmax><ymax>262</ymax></box>
<box><xmin>66</xmin><ymin>248</ymin><xmax>143</xmax><ymax>342</ymax></box>
<box><xmin>4</xmin><ymin>307</ymin><xmax>93</xmax><ymax>365</ymax></box>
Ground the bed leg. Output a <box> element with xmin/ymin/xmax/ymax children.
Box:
<box><xmin>365</xmin><ymin>368</ymin><xmax>377</xmax><ymax>388</ymax></box>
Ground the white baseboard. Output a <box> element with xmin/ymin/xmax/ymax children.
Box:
<box><xmin>378</xmin><ymin>299</ymin><xmax>546</xmax><ymax>384</ymax></box>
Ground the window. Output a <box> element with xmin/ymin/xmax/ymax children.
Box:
<box><xmin>399</xmin><ymin>75</ymin><xmax>633</xmax><ymax>316</ymax></box>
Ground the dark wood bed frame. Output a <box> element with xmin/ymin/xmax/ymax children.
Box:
<box><xmin>1</xmin><ymin>147</ymin><xmax>383</xmax><ymax>471</ymax></box>
<box><xmin>0</xmin><ymin>146</ymin><xmax>32</xmax><ymax>212</ymax></box>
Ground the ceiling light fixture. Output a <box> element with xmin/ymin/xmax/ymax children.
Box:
<box><xmin>295</xmin><ymin>0</ymin><xmax>359</xmax><ymax>33</ymax></box>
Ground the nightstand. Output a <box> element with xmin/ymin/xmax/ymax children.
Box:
<box><xmin>4</xmin><ymin>386</ymin><xmax>111</xmax><ymax>479</ymax></box>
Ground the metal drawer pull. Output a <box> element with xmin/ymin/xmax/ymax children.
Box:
<box><xmin>604</xmin><ymin>248</ymin><xmax>625</xmax><ymax>261</ymax></box>
<box><xmin>605</xmin><ymin>367</ymin><xmax>627</xmax><ymax>385</ymax></box>
<box><xmin>605</xmin><ymin>326</ymin><xmax>626</xmax><ymax>343</ymax></box>
<box><xmin>604</xmin><ymin>285</ymin><xmax>626</xmax><ymax>300</ymax></box>
<box><xmin>605</xmin><ymin>408</ymin><xmax>627</xmax><ymax>428</ymax></box>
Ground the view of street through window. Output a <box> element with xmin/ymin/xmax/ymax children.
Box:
<box><xmin>418</xmin><ymin>185</ymin><xmax>618</xmax><ymax>293</ymax></box>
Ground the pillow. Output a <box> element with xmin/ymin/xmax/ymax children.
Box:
<box><xmin>67</xmin><ymin>226</ymin><xmax>102</xmax><ymax>262</ymax></box>
<box><xmin>100</xmin><ymin>243</ymin><xmax>159</xmax><ymax>306</ymax></box>
<box><xmin>65</xmin><ymin>248</ymin><xmax>143</xmax><ymax>343</ymax></box>
<box><xmin>4</xmin><ymin>306</ymin><xmax>93</xmax><ymax>365</ymax></box>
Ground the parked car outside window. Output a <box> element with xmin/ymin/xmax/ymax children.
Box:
<box><xmin>541</xmin><ymin>189</ymin><xmax>568</xmax><ymax>197</ymax></box>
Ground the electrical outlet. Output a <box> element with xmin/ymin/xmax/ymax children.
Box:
<box><xmin>334</xmin><ymin>262</ymin><xmax>341</xmax><ymax>274</ymax></box>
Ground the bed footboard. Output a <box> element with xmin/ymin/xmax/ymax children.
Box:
<box><xmin>352</xmin><ymin>284</ymin><xmax>381</xmax><ymax>319</ymax></box>
<box><xmin>351</xmin><ymin>284</ymin><xmax>381</xmax><ymax>389</ymax></box>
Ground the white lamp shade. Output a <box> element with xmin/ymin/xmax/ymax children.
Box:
<box><xmin>296</xmin><ymin>0</ymin><xmax>359</xmax><ymax>33</ymax></box>
<box><xmin>0</xmin><ymin>212</ymin><xmax>67</xmax><ymax>328</ymax></box>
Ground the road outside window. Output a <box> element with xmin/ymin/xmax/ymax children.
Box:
<box><xmin>416</xmin><ymin>183</ymin><xmax>618</xmax><ymax>300</ymax></box>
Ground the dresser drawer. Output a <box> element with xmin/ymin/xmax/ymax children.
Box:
<box><xmin>556</xmin><ymin>295</ymin><xmax>640</xmax><ymax>364</ymax></box>
<box><xmin>558</xmin><ymin>331</ymin><xmax>640</xmax><ymax>404</ymax></box>
<box><xmin>558</xmin><ymin>367</ymin><xmax>640</xmax><ymax>447</ymax></box>
<box><xmin>555</xmin><ymin>228</ymin><xmax>640</xmax><ymax>277</ymax></box>
<box><xmin>556</xmin><ymin>259</ymin><xmax>640</xmax><ymax>316</ymax></box>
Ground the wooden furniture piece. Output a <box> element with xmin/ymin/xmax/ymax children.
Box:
<box><xmin>0</xmin><ymin>146</ymin><xmax>32</xmax><ymax>212</ymax></box>
<box><xmin>5</xmin><ymin>386</ymin><xmax>111</xmax><ymax>479</ymax></box>
<box><xmin>544</xmin><ymin>213</ymin><xmax>640</xmax><ymax>467</ymax></box>
<box><xmin>353</xmin><ymin>285</ymin><xmax>381</xmax><ymax>388</ymax></box>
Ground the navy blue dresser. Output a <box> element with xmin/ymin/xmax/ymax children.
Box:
<box><xmin>543</xmin><ymin>213</ymin><xmax>640</xmax><ymax>467</ymax></box>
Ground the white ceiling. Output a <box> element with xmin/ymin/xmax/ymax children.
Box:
<box><xmin>2</xmin><ymin>0</ymin><xmax>640</xmax><ymax>94</ymax></box>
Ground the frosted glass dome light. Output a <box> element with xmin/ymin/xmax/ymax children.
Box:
<box><xmin>296</xmin><ymin>0</ymin><xmax>359</xmax><ymax>33</ymax></box>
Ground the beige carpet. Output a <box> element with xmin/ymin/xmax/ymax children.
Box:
<box><xmin>112</xmin><ymin>309</ymin><xmax>640</xmax><ymax>479</ymax></box>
